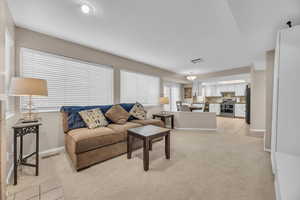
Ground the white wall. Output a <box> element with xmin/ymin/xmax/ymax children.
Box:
<box><xmin>0</xmin><ymin>0</ymin><xmax>15</xmax><ymax>193</ymax></box>
<box><xmin>12</xmin><ymin>28</ymin><xmax>171</xmax><ymax>157</ymax></box>
<box><xmin>250</xmin><ymin>68</ymin><xmax>266</xmax><ymax>131</ymax></box>
<box><xmin>265</xmin><ymin>50</ymin><xmax>275</xmax><ymax>150</ymax></box>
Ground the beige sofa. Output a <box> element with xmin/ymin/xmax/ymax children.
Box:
<box><xmin>61</xmin><ymin>112</ymin><xmax>164</xmax><ymax>170</ymax></box>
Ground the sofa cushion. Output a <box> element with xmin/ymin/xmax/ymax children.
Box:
<box><xmin>67</xmin><ymin>127</ymin><xmax>125</xmax><ymax>154</ymax></box>
<box><xmin>131</xmin><ymin>119</ymin><xmax>164</xmax><ymax>127</ymax></box>
<box><xmin>107</xmin><ymin>122</ymin><xmax>142</xmax><ymax>136</ymax></box>
<box><xmin>105</xmin><ymin>105</ymin><xmax>130</xmax><ymax>124</ymax></box>
<box><xmin>129</xmin><ymin>102</ymin><xmax>147</xmax><ymax>120</ymax></box>
<box><xmin>60</xmin><ymin>104</ymin><xmax>136</xmax><ymax>131</ymax></box>
<box><xmin>79</xmin><ymin>108</ymin><xmax>108</xmax><ymax>129</ymax></box>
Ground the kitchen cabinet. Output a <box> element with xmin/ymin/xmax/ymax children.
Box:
<box><xmin>205</xmin><ymin>83</ymin><xmax>246</xmax><ymax>97</ymax></box>
<box><xmin>205</xmin><ymin>86</ymin><xmax>211</xmax><ymax>97</ymax></box>
<box><xmin>209</xmin><ymin>104</ymin><xmax>220</xmax><ymax>115</ymax></box>
<box><xmin>235</xmin><ymin>84</ymin><xmax>246</xmax><ymax>96</ymax></box>
<box><xmin>235</xmin><ymin>104</ymin><xmax>246</xmax><ymax>117</ymax></box>
<box><xmin>205</xmin><ymin>85</ymin><xmax>221</xmax><ymax>97</ymax></box>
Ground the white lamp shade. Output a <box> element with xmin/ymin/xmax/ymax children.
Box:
<box><xmin>9</xmin><ymin>77</ymin><xmax>48</xmax><ymax>96</ymax></box>
<box><xmin>160</xmin><ymin>97</ymin><xmax>169</xmax><ymax>104</ymax></box>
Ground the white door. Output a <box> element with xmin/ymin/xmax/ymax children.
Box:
<box><xmin>164</xmin><ymin>84</ymin><xmax>181</xmax><ymax>112</ymax></box>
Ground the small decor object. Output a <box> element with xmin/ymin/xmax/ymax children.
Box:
<box><xmin>184</xmin><ymin>88</ymin><xmax>192</xmax><ymax>99</ymax></box>
<box><xmin>12</xmin><ymin>120</ymin><xmax>42</xmax><ymax>185</ymax></box>
<box><xmin>79</xmin><ymin>108</ymin><xmax>108</xmax><ymax>129</ymax></box>
<box><xmin>129</xmin><ymin>102</ymin><xmax>147</xmax><ymax>120</ymax></box>
<box><xmin>105</xmin><ymin>104</ymin><xmax>130</xmax><ymax>124</ymax></box>
<box><xmin>9</xmin><ymin>77</ymin><xmax>48</xmax><ymax>123</ymax></box>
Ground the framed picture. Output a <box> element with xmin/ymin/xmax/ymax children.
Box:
<box><xmin>184</xmin><ymin>88</ymin><xmax>192</xmax><ymax>99</ymax></box>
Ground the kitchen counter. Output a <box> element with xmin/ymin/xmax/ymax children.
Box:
<box><xmin>206</xmin><ymin>102</ymin><xmax>245</xmax><ymax>104</ymax></box>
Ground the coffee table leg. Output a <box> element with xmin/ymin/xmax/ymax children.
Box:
<box><xmin>165</xmin><ymin>133</ymin><xmax>170</xmax><ymax>159</ymax></box>
<box><xmin>143</xmin><ymin>138</ymin><xmax>149</xmax><ymax>171</ymax></box>
<box><xmin>149</xmin><ymin>139</ymin><xmax>152</xmax><ymax>151</ymax></box>
<box><xmin>127</xmin><ymin>134</ymin><xmax>132</xmax><ymax>159</ymax></box>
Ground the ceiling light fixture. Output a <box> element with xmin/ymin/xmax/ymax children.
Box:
<box><xmin>81</xmin><ymin>4</ymin><xmax>90</xmax><ymax>14</ymax></box>
<box><xmin>186</xmin><ymin>73</ymin><xmax>197</xmax><ymax>81</ymax></box>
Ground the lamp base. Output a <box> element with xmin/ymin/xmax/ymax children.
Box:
<box><xmin>21</xmin><ymin>112</ymin><xmax>38</xmax><ymax>123</ymax></box>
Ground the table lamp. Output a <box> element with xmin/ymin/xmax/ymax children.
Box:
<box><xmin>9</xmin><ymin>77</ymin><xmax>48</xmax><ymax>123</ymax></box>
<box><xmin>159</xmin><ymin>97</ymin><xmax>170</xmax><ymax>115</ymax></box>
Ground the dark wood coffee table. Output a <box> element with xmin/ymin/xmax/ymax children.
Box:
<box><xmin>127</xmin><ymin>125</ymin><xmax>171</xmax><ymax>171</ymax></box>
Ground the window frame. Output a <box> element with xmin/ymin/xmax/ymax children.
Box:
<box><xmin>4</xmin><ymin>30</ymin><xmax>15</xmax><ymax>119</ymax></box>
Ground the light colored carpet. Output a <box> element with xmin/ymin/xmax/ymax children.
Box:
<box><xmin>8</xmin><ymin>117</ymin><xmax>275</xmax><ymax>200</ymax></box>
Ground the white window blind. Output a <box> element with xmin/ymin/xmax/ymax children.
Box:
<box><xmin>21</xmin><ymin>48</ymin><xmax>113</xmax><ymax>111</ymax></box>
<box><xmin>120</xmin><ymin>70</ymin><xmax>159</xmax><ymax>105</ymax></box>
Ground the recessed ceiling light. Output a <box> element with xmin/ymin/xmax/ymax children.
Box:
<box><xmin>81</xmin><ymin>4</ymin><xmax>90</xmax><ymax>14</ymax></box>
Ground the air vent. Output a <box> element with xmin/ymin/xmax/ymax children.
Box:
<box><xmin>191</xmin><ymin>58</ymin><xmax>203</xmax><ymax>64</ymax></box>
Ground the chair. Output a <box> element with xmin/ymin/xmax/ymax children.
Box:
<box><xmin>181</xmin><ymin>105</ymin><xmax>191</xmax><ymax>112</ymax></box>
<box><xmin>176</xmin><ymin>101</ymin><xmax>183</xmax><ymax>111</ymax></box>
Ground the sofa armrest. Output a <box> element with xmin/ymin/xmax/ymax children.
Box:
<box><xmin>61</xmin><ymin>111</ymin><xmax>69</xmax><ymax>133</ymax></box>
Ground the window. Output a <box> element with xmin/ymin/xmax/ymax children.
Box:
<box><xmin>5</xmin><ymin>30</ymin><xmax>15</xmax><ymax>118</ymax></box>
<box><xmin>21</xmin><ymin>48</ymin><xmax>113</xmax><ymax>111</ymax></box>
<box><xmin>120</xmin><ymin>70</ymin><xmax>160</xmax><ymax>105</ymax></box>
<box><xmin>164</xmin><ymin>82</ymin><xmax>181</xmax><ymax>111</ymax></box>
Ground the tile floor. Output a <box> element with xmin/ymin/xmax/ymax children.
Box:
<box><xmin>7</xmin><ymin>178</ymin><xmax>64</xmax><ymax>200</ymax></box>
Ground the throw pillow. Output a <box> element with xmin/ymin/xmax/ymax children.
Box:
<box><xmin>105</xmin><ymin>104</ymin><xmax>130</xmax><ymax>124</ymax></box>
<box><xmin>79</xmin><ymin>108</ymin><xmax>108</xmax><ymax>129</ymax></box>
<box><xmin>129</xmin><ymin>102</ymin><xmax>147</xmax><ymax>120</ymax></box>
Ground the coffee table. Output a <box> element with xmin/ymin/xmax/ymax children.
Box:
<box><xmin>127</xmin><ymin>125</ymin><xmax>171</xmax><ymax>171</ymax></box>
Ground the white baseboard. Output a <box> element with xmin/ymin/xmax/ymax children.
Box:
<box><xmin>6</xmin><ymin>165</ymin><xmax>14</xmax><ymax>184</ymax></box>
<box><xmin>175</xmin><ymin>127</ymin><xmax>217</xmax><ymax>131</ymax></box>
<box><xmin>6</xmin><ymin>146</ymin><xmax>65</xmax><ymax>184</ymax></box>
<box><xmin>264</xmin><ymin>148</ymin><xmax>271</xmax><ymax>152</ymax></box>
<box><xmin>40</xmin><ymin>146</ymin><xmax>65</xmax><ymax>158</ymax></box>
<box><xmin>250</xmin><ymin>129</ymin><xmax>266</xmax><ymax>132</ymax></box>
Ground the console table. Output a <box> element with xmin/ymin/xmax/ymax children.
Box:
<box><xmin>12</xmin><ymin>120</ymin><xmax>41</xmax><ymax>185</ymax></box>
<box><xmin>152</xmin><ymin>113</ymin><xmax>174</xmax><ymax>129</ymax></box>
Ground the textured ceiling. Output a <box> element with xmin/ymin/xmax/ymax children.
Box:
<box><xmin>7</xmin><ymin>0</ymin><xmax>300</xmax><ymax>74</ymax></box>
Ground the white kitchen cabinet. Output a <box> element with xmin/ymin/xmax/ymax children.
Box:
<box><xmin>209</xmin><ymin>104</ymin><xmax>220</xmax><ymax>115</ymax></box>
<box><xmin>205</xmin><ymin>86</ymin><xmax>211</xmax><ymax>97</ymax></box>
<box><xmin>235</xmin><ymin>84</ymin><xmax>246</xmax><ymax>96</ymax></box>
<box><xmin>205</xmin><ymin>83</ymin><xmax>246</xmax><ymax>97</ymax></box>
<box><xmin>234</xmin><ymin>104</ymin><xmax>245</xmax><ymax>117</ymax></box>
<box><xmin>206</xmin><ymin>85</ymin><xmax>221</xmax><ymax>97</ymax></box>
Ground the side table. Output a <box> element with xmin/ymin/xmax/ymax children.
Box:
<box><xmin>12</xmin><ymin>120</ymin><xmax>42</xmax><ymax>185</ymax></box>
<box><xmin>152</xmin><ymin>113</ymin><xmax>174</xmax><ymax>129</ymax></box>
